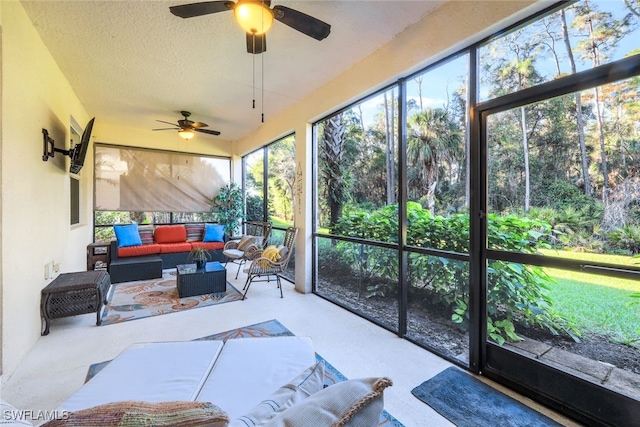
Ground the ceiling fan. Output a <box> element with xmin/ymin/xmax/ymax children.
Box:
<box><xmin>169</xmin><ymin>0</ymin><xmax>331</xmax><ymax>54</ymax></box>
<box><xmin>152</xmin><ymin>111</ymin><xmax>221</xmax><ymax>140</ymax></box>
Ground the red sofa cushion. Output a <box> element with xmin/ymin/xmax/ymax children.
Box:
<box><xmin>154</xmin><ymin>225</ymin><xmax>187</xmax><ymax>244</ymax></box>
<box><xmin>191</xmin><ymin>241</ymin><xmax>225</xmax><ymax>251</ymax></box>
<box><xmin>118</xmin><ymin>244</ymin><xmax>161</xmax><ymax>258</ymax></box>
<box><xmin>159</xmin><ymin>242</ymin><xmax>193</xmax><ymax>254</ymax></box>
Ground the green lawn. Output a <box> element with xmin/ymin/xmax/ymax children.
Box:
<box><xmin>269</xmin><ymin>217</ymin><xmax>293</xmax><ymax>229</ymax></box>
<box><xmin>541</xmin><ymin>250</ymin><xmax>640</xmax><ymax>347</ymax></box>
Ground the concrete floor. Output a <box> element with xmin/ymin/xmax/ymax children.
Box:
<box><xmin>1</xmin><ymin>269</ymin><xmax>579</xmax><ymax>426</ymax></box>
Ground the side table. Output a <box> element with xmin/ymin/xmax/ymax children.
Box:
<box><xmin>87</xmin><ymin>242</ymin><xmax>111</xmax><ymax>271</ymax></box>
<box><xmin>40</xmin><ymin>270</ymin><xmax>111</xmax><ymax>335</ymax></box>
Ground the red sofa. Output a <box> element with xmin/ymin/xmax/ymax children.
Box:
<box><xmin>109</xmin><ymin>224</ymin><xmax>227</xmax><ymax>283</ymax></box>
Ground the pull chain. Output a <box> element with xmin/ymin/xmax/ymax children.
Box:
<box><xmin>261</xmin><ymin>51</ymin><xmax>265</xmax><ymax>123</ymax></box>
<box><xmin>252</xmin><ymin>34</ymin><xmax>256</xmax><ymax>109</ymax></box>
<box><xmin>261</xmin><ymin>2</ymin><xmax>265</xmax><ymax>122</ymax></box>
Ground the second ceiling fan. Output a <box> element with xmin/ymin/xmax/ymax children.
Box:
<box><xmin>153</xmin><ymin>111</ymin><xmax>220</xmax><ymax>140</ymax></box>
<box><xmin>169</xmin><ymin>0</ymin><xmax>331</xmax><ymax>54</ymax></box>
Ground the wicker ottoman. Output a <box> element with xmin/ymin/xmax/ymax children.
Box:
<box><xmin>40</xmin><ymin>270</ymin><xmax>111</xmax><ymax>335</ymax></box>
<box><xmin>176</xmin><ymin>262</ymin><xmax>226</xmax><ymax>298</ymax></box>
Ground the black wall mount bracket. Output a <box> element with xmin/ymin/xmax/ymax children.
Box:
<box><xmin>42</xmin><ymin>128</ymin><xmax>70</xmax><ymax>161</ymax></box>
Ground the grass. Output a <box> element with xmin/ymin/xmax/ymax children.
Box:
<box><xmin>541</xmin><ymin>250</ymin><xmax>640</xmax><ymax>347</ymax></box>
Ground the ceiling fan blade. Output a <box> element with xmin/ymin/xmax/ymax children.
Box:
<box><xmin>156</xmin><ymin>120</ymin><xmax>179</xmax><ymax>127</ymax></box>
<box><xmin>272</xmin><ymin>5</ymin><xmax>331</xmax><ymax>41</ymax></box>
<box><xmin>190</xmin><ymin>121</ymin><xmax>209</xmax><ymax>128</ymax></box>
<box><xmin>169</xmin><ymin>1</ymin><xmax>233</xmax><ymax>18</ymax></box>
<box><xmin>246</xmin><ymin>33</ymin><xmax>266</xmax><ymax>54</ymax></box>
<box><xmin>152</xmin><ymin>128</ymin><xmax>179</xmax><ymax>131</ymax></box>
<box><xmin>195</xmin><ymin>128</ymin><xmax>221</xmax><ymax>136</ymax></box>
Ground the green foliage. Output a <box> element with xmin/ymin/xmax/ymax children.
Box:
<box><xmin>210</xmin><ymin>183</ymin><xmax>244</xmax><ymax>236</ymax></box>
<box><xmin>94</xmin><ymin>211</ymin><xmax>132</xmax><ymax>241</ymax></box>
<box><xmin>245</xmin><ymin>194</ymin><xmax>264</xmax><ymax>222</ymax></box>
<box><xmin>607</xmin><ymin>226</ymin><xmax>640</xmax><ymax>255</ymax></box>
<box><xmin>318</xmin><ymin>113</ymin><xmax>359</xmax><ymax>230</ymax></box>
<box><xmin>267</xmin><ymin>136</ymin><xmax>296</xmax><ymax>223</ymax></box>
<box><xmin>537</xmin><ymin>180</ymin><xmax>596</xmax><ymax>212</ymax></box>
<box><xmin>488</xmin><ymin>317</ymin><xmax>521</xmax><ymax>346</ymax></box>
<box><xmin>331</xmin><ymin>202</ymin><xmax>580</xmax><ymax>343</ymax></box>
<box><xmin>527</xmin><ymin>204</ymin><xmax>605</xmax><ymax>251</ymax></box>
<box><xmin>188</xmin><ymin>246</ymin><xmax>211</xmax><ymax>263</ymax></box>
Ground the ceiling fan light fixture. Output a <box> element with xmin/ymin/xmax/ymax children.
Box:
<box><xmin>234</xmin><ymin>1</ymin><xmax>273</xmax><ymax>35</ymax></box>
<box><xmin>178</xmin><ymin>128</ymin><xmax>195</xmax><ymax>140</ymax></box>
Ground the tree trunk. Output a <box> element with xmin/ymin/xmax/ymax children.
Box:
<box><xmin>561</xmin><ymin>9</ymin><xmax>592</xmax><ymax>196</ymax></box>
<box><xmin>426</xmin><ymin>181</ymin><xmax>437</xmax><ymax>213</ymax></box>
<box><xmin>585</xmin><ymin>9</ymin><xmax>609</xmax><ymax>205</ymax></box>
<box><xmin>384</xmin><ymin>91</ymin><xmax>396</xmax><ymax>205</ymax></box>
<box><xmin>520</xmin><ymin>106</ymin><xmax>530</xmax><ymax>211</ymax></box>
<box><xmin>464</xmin><ymin>85</ymin><xmax>470</xmax><ymax>209</ymax></box>
<box><xmin>594</xmin><ymin>86</ymin><xmax>609</xmax><ymax>205</ymax></box>
<box><xmin>415</xmin><ymin>75</ymin><xmax>424</xmax><ymax>111</ymax></box>
<box><xmin>617</xmin><ymin>104</ymin><xmax>629</xmax><ymax>205</ymax></box>
<box><xmin>322</xmin><ymin>114</ymin><xmax>347</xmax><ymax>229</ymax></box>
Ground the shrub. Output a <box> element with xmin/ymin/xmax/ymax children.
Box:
<box><xmin>331</xmin><ymin>202</ymin><xmax>580</xmax><ymax>344</ymax></box>
<box><xmin>536</xmin><ymin>179</ymin><xmax>597</xmax><ymax>213</ymax></box>
<box><xmin>608</xmin><ymin>226</ymin><xmax>640</xmax><ymax>255</ymax></box>
<box><xmin>245</xmin><ymin>195</ymin><xmax>264</xmax><ymax>222</ymax></box>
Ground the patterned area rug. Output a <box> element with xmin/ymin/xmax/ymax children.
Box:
<box><xmin>87</xmin><ymin>319</ymin><xmax>404</xmax><ymax>426</ymax></box>
<box><xmin>100</xmin><ymin>271</ymin><xmax>243</xmax><ymax>326</ymax></box>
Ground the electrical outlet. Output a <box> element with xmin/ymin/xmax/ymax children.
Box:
<box><xmin>53</xmin><ymin>262</ymin><xmax>60</xmax><ymax>273</ymax></box>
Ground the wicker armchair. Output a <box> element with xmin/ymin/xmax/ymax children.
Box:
<box><xmin>223</xmin><ymin>221</ymin><xmax>272</xmax><ymax>279</ymax></box>
<box><xmin>242</xmin><ymin>227</ymin><xmax>298</xmax><ymax>300</ymax></box>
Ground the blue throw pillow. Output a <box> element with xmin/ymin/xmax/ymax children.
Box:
<box><xmin>203</xmin><ymin>224</ymin><xmax>225</xmax><ymax>242</ymax></box>
<box><xmin>114</xmin><ymin>223</ymin><xmax>142</xmax><ymax>247</ymax></box>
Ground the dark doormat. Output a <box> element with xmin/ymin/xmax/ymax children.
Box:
<box><xmin>411</xmin><ymin>367</ymin><xmax>563</xmax><ymax>427</ymax></box>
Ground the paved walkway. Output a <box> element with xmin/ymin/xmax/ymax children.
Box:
<box><xmin>508</xmin><ymin>338</ymin><xmax>640</xmax><ymax>400</ymax></box>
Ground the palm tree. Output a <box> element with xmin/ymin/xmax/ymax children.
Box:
<box><xmin>407</xmin><ymin>108</ymin><xmax>463</xmax><ymax>212</ymax></box>
<box><xmin>319</xmin><ymin>113</ymin><xmax>350</xmax><ymax>229</ymax></box>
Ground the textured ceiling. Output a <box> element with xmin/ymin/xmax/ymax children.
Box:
<box><xmin>20</xmin><ymin>0</ymin><xmax>445</xmax><ymax>142</ymax></box>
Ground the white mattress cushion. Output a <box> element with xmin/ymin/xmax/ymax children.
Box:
<box><xmin>61</xmin><ymin>340</ymin><xmax>224</xmax><ymax>412</ymax></box>
<box><xmin>196</xmin><ymin>336</ymin><xmax>316</xmax><ymax>419</ymax></box>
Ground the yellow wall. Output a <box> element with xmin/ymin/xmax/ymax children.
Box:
<box><xmin>1</xmin><ymin>0</ymin><xmax>93</xmax><ymax>375</ymax></box>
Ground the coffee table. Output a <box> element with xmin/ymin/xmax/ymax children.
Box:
<box><xmin>176</xmin><ymin>262</ymin><xmax>227</xmax><ymax>298</ymax></box>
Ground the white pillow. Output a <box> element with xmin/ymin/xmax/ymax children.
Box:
<box><xmin>263</xmin><ymin>377</ymin><xmax>392</xmax><ymax>427</ymax></box>
<box><xmin>229</xmin><ymin>361</ymin><xmax>325</xmax><ymax>427</ymax></box>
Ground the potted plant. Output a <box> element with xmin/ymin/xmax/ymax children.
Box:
<box><xmin>188</xmin><ymin>246</ymin><xmax>211</xmax><ymax>270</ymax></box>
<box><xmin>210</xmin><ymin>182</ymin><xmax>245</xmax><ymax>237</ymax></box>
